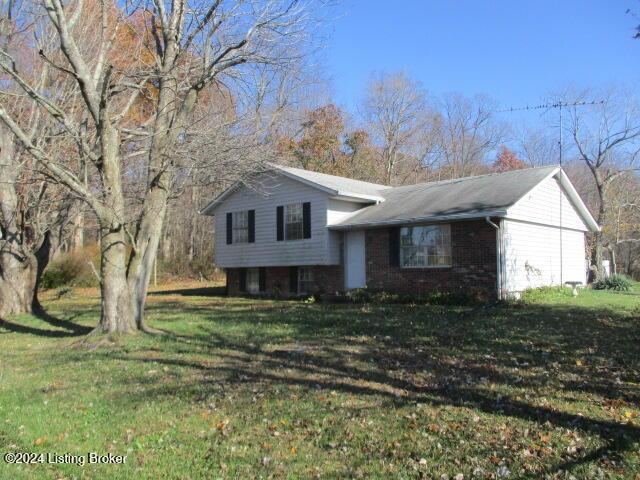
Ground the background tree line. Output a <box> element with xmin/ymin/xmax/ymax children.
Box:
<box><xmin>0</xmin><ymin>0</ymin><xmax>638</xmax><ymax>335</ymax></box>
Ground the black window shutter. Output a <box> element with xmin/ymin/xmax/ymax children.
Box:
<box><xmin>289</xmin><ymin>266</ymin><xmax>298</xmax><ymax>294</ymax></box>
<box><xmin>276</xmin><ymin>206</ymin><xmax>284</xmax><ymax>241</ymax></box>
<box><xmin>389</xmin><ymin>227</ymin><xmax>400</xmax><ymax>267</ymax></box>
<box><xmin>248</xmin><ymin>209</ymin><xmax>255</xmax><ymax>243</ymax></box>
<box><xmin>239</xmin><ymin>268</ymin><xmax>247</xmax><ymax>292</ymax></box>
<box><xmin>259</xmin><ymin>267</ymin><xmax>266</xmax><ymax>292</ymax></box>
<box><xmin>303</xmin><ymin>202</ymin><xmax>311</xmax><ymax>239</ymax></box>
<box><xmin>226</xmin><ymin>212</ymin><xmax>233</xmax><ymax>244</ymax></box>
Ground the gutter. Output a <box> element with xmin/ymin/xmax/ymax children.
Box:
<box><xmin>485</xmin><ymin>217</ymin><xmax>504</xmax><ymax>300</ymax></box>
<box><xmin>330</xmin><ymin>210</ymin><xmax>508</xmax><ymax>230</ymax></box>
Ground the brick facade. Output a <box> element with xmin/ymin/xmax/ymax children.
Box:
<box><xmin>365</xmin><ymin>220</ymin><xmax>498</xmax><ymax>297</ymax></box>
<box><xmin>226</xmin><ymin>220</ymin><xmax>497</xmax><ymax>298</ymax></box>
<box><xmin>226</xmin><ymin>265</ymin><xmax>343</xmax><ymax>297</ymax></box>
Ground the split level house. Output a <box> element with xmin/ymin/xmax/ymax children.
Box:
<box><xmin>199</xmin><ymin>164</ymin><xmax>599</xmax><ymax>299</ymax></box>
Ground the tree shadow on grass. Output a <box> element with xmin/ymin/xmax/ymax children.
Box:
<box><xmin>0</xmin><ymin>307</ymin><xmax>91</xmax><ymax>338</ymax></box>
<box><xmin>78</xmin><ymin>299</ymin><xmax>640</xmax><ymax>477</ymax></box>
<box><xmin>149</xmin><ymin>286</ymin><xmax>227</xmax><ymax>297</ymax></box>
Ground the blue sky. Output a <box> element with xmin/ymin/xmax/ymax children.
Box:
<box><xmin>324</xmin><ymin>0</ymin><xmax>639</xmax><ymax>116</ymax></box>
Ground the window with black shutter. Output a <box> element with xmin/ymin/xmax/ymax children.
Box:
<box><xmin>226</xmin><ymin>212</ymin><xmax>233</xmax><ymax>244</ymax></box>
<box><xmin>276</xmin><ymin>206</ymin><xmax>284</xmax><ymax>241</ymax></box>
<box><xmin>259</xmin><ymin>267</ymin><xmax>266</xmax><ymax>292</ymax></box>
<box><xmin>239</xmin><ymin>268</ymin><xmax>247</xmax><ymax>292</ymax></box>
<box><xmin>248</xmin><ymin>209</ymin><xmax>255</xmax><ymax>243</ymax></box>
<box><xmin>388</xmin><ymin>227</ymin><xmax>400</xmax><ymax>267</ymax></box>
<box><xmin>289</xmin><ymin>266</ymin><xmax>298</xmax><ymax>294</ymax></box>
<box><xmin>302</xmin><ymin>202</ymin><xmax>311</xmax><ymax>239</ymax></box>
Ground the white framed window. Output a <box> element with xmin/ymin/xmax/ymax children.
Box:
<box><xmin>298</xmin><ymin>267</ymin><xmax>314</xmax><ymax>294</ymax></box>
<box><xmin>400</xmin><ymin>224</ymin><xmax>452</xmax><ymax>268</ymax></box>
<box><xmin>247</xmin><ymin>268</ymin><xmax>260</xmax><ymax>293</ymax></box>
<box><xmin>285</xmin><ymin>203</ymin><xmax>303</xmax><ymax>241</ymax></box>
<box><xmin>233</xmin><ymin>211</ymin><xmax>248</xmax><ymax>243</ymax></box>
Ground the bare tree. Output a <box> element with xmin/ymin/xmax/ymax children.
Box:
<box><xmin>430</xmin><ymin>93</ymin><xmax>505</xmax><ymax>179</ymax></box>
<box><xmin>0</xmin><ymin>0</ymin><xmax>323</xmax><ymax>333</ymax></box>
<box><xmin>565</xmin><ymin>88</ymin><xmax>640</xmax><ymax>280</ymax></box>
<box><xmin>603</xmin><ymin>171</ymin><xmax>640</xmax><ymax>275</ymax></box>
<box><xmin>514</xmin><ymin>126</ymin><xmax>559</xmax><ymax>167</ymax></box>
<box><xmin>361</xmin><ymin>71</ymin><xmax>433</xmax><ymax>184</ymax></box>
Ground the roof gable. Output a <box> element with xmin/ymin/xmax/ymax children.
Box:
<box><xmin>200</xmin><ymin>164</ymin><xmax>389</xmax><ymax>215</ymax></box>
<box><xmin>270</xmin><ymin>164</ymin><xmax>389</xmax><ymax>202</ymax></box>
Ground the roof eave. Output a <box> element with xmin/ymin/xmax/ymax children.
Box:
<box><xmin>329</xmin><ymin>210</ymin><xmax>509</xmax><ymax>230</ymax></box>
<box><xmin>330</xmin><ymin>192</ymin><xmax>385</xmax><ymax>203</ymax></box>
<box><xmin>198</xmin><ymin>182</ymin><xmax>241</xmax><ymax>216</ymax></box>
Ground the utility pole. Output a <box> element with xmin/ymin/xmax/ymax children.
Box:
<box><xmin>498</xmin><ymin>100</ymin><xmax>604</xmax><ymax>286</ymax></box>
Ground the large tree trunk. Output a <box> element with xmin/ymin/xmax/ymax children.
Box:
<box><xmin>94</xmin><ymin>123</ymin><xmax>136</xmax><ymax>334</ymax></box>
<box><xmin>97</xmin><ymin>223</ymin><xmax>135</xmax><ymax>333</ymax></box>
<box><xmin>0</xmin><ymin>250</ymin><xmax>37</xmax><ymax>317</ymax></box>
<box><xmin>0</xmin><ymin>125</ymin><xmax>37</xmax><ymax>316</ymax></box>
<box><xmin>125</xmin><ymin>78</ymin><xmax>197</xmax><ymax>331</ymax></box>
<box><xmin>31</xmin><ymin>231</ymin><xmax>53</xmax><ymax>313</ymax></box>
<box><xmin>127</xmin><ymin>186</ymin><xmax>167</xmax><ymax>330</ymax></box>
<box><xmin>590</xmin><ymin>169</ymin><xmax>608</xmax><ymax>281</ymax></box>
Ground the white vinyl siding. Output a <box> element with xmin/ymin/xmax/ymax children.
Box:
<box><xmin>507</xmin><ymin>176</ymin><xmax>588</xmax><ymax>231</ymax></box>
<box><xmin>326</xmin><ymin>199</ymin><xmax>367</xmax><ymax>264</ymax></box>
<box><xmin>502</xmin><ymin>174</ymin><xmax>590</xmax><ymax>294</ymax></box>
<box><xmin>214</xmin><ymin>174</ymin><xmax>331</xmax><ymax>267</ymax></box>
<box><xmin>503</xmin><ymin>220</ymin><xmax>586</xmax><ymax>292</ymax></box>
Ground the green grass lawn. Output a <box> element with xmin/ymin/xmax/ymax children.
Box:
<box><xmin>0</xmin><ymin>282</ymin><xmax>639</xmax><ymax>479</ymax></box>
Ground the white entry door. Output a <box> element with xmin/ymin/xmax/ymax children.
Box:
<box><xmin>345</xmin><ymin>230</ymin><xmax>366</xmax><ymax>290</ymax></box>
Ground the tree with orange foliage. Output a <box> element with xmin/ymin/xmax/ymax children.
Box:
<box><xmin>493</xmin><ymin>146</ymin><xmax>527</xmax><ymax>172</ymax></box>
<box><xmin>280</xmin><ymin>104</ymin><xmax>382</xmax><ymax>181</ymax></box>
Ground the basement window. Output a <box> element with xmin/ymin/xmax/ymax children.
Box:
<box><xmin>246</xmin><ymin>268</ymin><xmax>260</xmax><ymax>294</ymax></box>
<box><xmin>400</xmin><ymin>224</ymin><xmax>451</xmax><ymax>268</ymax></box>
<box><xmin>298</xmin><ymin>267</ymin><xmax>314</xmax><ymax>294</ymax></box>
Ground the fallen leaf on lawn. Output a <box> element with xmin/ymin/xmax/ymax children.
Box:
<box><xmin>33</xmin><ymin>437</ymin><xmax>46</xmax><ymax>446</ymax></box>
<box><xmin>215</xmin><ymin>420</ymin><xmax>228</xmax><ymax>431</ymax></box>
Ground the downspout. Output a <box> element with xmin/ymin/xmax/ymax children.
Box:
<box><xmin>485</xmin><ymin>217</ymin><xmax>503</xmax><ymax>300</ymax></box>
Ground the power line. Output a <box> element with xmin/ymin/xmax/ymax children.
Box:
<box><xmin>497</xmin><ymin>100</ymin><xmax>604</xmax><ymax>114</ymax></box>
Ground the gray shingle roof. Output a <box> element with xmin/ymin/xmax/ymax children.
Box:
<box><xmin>331</xmin><ymin>165</ymin><xmax>560</xmax><ymax>228</ymax></box>
<box><xmin>270</xmin><ymin>164</ymin><xmax>389</xmax><ymax>200</ymax></box>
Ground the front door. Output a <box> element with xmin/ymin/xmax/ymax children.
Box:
<box><xmin>345</xmin><ymin>230</ymin><xmax>366</xmax><ymax>290</ymax></box>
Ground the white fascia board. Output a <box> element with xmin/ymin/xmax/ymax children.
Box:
<box><xmin>557</xmin><ymin>169</ymin><xmax>600</xmax><ymax>232</ymax></box>
<box><xmin>198</xmin><ymin>182</ymin><xmax>241</xmax><ymax>216</ymax></box>
<box><xmin>330</xmin><ymin>193</ymin><xmax>385</xmax><ymax>203</ymax></box>
<box><xmin>329</xmin><ymin>210</ymin><xmax>508</xmax><ymax>230</ymax></box>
